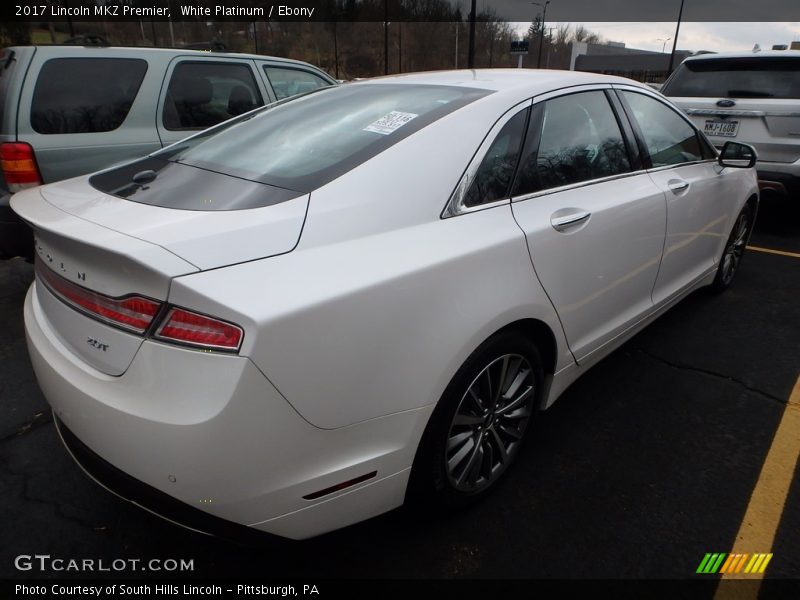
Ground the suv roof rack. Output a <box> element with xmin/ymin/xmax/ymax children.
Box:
<box><xmin>179</xmin><ymin>41</ymin><xmax>228</xmax><ymax>52</ymax></box>
<box><xmin>63</xmin><ymin>34</ymin><xmax>110</xmax><ymax>47</ymax></box>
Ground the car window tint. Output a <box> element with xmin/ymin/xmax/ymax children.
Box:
<box><xmin>264</xmin><ymin>66</ymin><xmax>332</xmax><ymax>100</ymax></box>
<box><xmin>462</xmin><ymin>108</ymin><xmax>528</xmax><ymax>208</ymax></box>
<box><xmin>514</xmin><ymin>91</ymin><xmax>630</xmax><ymax>195</ymax></box>
<box><xmin>31</xmin><ymin>58</ymin><xmax>147</xmax><ymax>134</ymax></box>
<box><xmin>622</xmin><ymin>91</ymin><xmax>703</xmax><ymax>167</ymax></box>
<box><xmin>163</xmin><ymin>62</ymin><xmax>263</xmax><ymax>131</ymax></box>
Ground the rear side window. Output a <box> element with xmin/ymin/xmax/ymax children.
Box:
<box><xmin>513</xmin><ymin>91</ymin><xmax>631</xmax><ymax>195</ymax></box>
<box><xmin>621</xmin><ymin>91</ymin><xmax>703</xmax><ymax>167</ymax></box>
<box><xmin>463</xmin><ymin>108</ymin><xmax>528</xmax><ymax>208</ymax></box>
<box><xmin>663</xmin><ymin>57</ymin><xmax>800</xmax><ymax>99</ymax></box>
<box><xmin>163</xmin><ymin>61</ymin><xmax>263</xmax><ymax>131</ymax></box>
<box><xmin>31</xmin><ymin>58</ymin><xmax>147</xmax><ymax>134</ymax></box>
<box><xmin>264</xmin><ymin>66</ymin><xmax>332</xmax><ymax>101</ymax></box>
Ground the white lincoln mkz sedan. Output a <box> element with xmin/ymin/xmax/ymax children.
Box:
<box><xmin>13</xmin><ymin>70</ymin><xmax>758</xmax><ymax>540</ymax></box>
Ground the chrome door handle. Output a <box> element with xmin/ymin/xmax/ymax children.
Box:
<box><xmin>668</xmin><ymin>180</ymin><xmax>689</xmax><ymax>193</ymax></box>
<box><xmin>551</xmin><ymin>210</ymin><xmax>591</xmax><ymax>232</ymax></box>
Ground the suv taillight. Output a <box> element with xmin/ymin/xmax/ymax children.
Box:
<box><xmin>1</xmin><ymin>142</ymin><xmax>43</xmax><ymax>192</ymax></box>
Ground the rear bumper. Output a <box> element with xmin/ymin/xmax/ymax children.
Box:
<box><xmin>24</xmin><ymin>282</ymin><xmax>429</xmax><ymax>539</ymax></box>
<box><xmin>0</xmin><ymin>191</ymin><xmax>33</xmax><ymax>259</ymax></box>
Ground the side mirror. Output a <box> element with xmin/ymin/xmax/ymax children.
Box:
<box><xmin>718</xmin><ymin>141</ymin><xmax>757</xmax><ymax>169</ymax></box>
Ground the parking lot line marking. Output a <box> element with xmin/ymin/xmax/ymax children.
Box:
<box><xmin>746</xmin><ymin>245</ymin><xmax>800</xmax><ymax>259</ymax></box>
<box><xmin>717</xmin><ymin>375</ymin><xmax>800</xmax><ymax>584</ymax></box>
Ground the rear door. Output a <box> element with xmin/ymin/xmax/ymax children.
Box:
<box><xmin>510</xmin><ymin>87</ymin><xmax>667</xmax><ymax>362</ymax></box>
<box><xmin>15</xmin><ymin>49</ymin><xmax>162</xmax><ymax>183</ymax></box>
<box><xmin>156</xmin><ymin>56</ymin><xmax>268</xmax><ymax>147</ymax></box>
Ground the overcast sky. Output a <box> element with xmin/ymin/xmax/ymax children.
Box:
<box><xmin>513</xmin><ymin>22</ymin><xmax>800</xmax><ymax>53</ymax></box>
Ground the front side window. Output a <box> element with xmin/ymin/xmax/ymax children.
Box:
<box><xmin>264</xmin><ymin>66</ymin><xmax>332</xmax><ymax>101</ymax></box>
<box><xmin>621</xmin><ymin>91</ymin><xmax>703</xmax><ymax>167</ymax></box>
<box><xmin>462</xmin><ymin>108</ymin><xmax>528</xmax><ymax>208</ymax></box>
<box><xmin>31</xmin><ymin>58</ymin><xmax>147</xmax><ymax>134</ymax></box>
<box><xmin>514</xmin><ymin>91</ymin><xmax>631</xmax><ymax>196</ymax></box>
<box><xmin>163</xmin><ymin>62</ymin><xmax>263</xmax><ymax>131</ymax></box>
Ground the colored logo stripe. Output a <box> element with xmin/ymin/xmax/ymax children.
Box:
<box><xmin>699</xmin><ymin>553</ymin><xmax>773</xmax><ymax>574</ymax></box>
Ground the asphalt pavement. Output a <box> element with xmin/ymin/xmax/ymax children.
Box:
<box><xmin>1</xmin><ymin>194</ymin><xmax>798</xmax><ymax>583</ymax></box>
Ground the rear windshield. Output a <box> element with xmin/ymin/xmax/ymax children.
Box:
<box><xmin>663</xmin><ymin>57</ymin><xmax>800</xmax><ymax>99</ymax></box>
<box><xmin>155</xmin><ymin>83</ymin><xmax>491</xmax><ymax>192</ymax></box>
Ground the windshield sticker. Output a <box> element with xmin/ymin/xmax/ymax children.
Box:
<box><xmin>364</xmin><ymin>111</ymin><xmax>419</xmax><ymax>135</ymax></box>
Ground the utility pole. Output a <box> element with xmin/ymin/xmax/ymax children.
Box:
<box><xmin>531</xmin><ymin>1</ymin><xmax>551</xmax><ymax>69</ymax></box>
<box><xmin>384</xmin><ymin>0</ymin><xmax>389</xmax><ymax>75</ymax></box>
<box><xmin>667</xmin><ymin>0</ymin><xmax>685</xmax><ymax>75</ymax></box>
<box><xmin>467</xmin><ymin>0</ymin><xmax>477</xmax><ymax>68</ymax></box>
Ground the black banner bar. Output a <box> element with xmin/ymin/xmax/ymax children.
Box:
<box><xmin>3</xmin><ymin>0</ymin><xmax>800</xmax><ymax>23</ymax></box>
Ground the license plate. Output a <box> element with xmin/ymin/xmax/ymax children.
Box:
<box><xmin>704</xmin><ymin>119</ymin><xmax>739</xmax><ymax>137</ymax></box>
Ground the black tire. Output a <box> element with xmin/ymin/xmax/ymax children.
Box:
<box><xmin>712</xmin><ymin>202</ymin><xmax>756</xmax><ymax>292</ymax></box>
<box><xmin>408</xmin><ymin>331</ymin><xmax>543</xmax><ymax>508</ymax></box>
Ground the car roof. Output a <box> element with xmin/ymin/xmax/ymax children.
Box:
<box><xmin>684</xmin><ymin>50</ymin><xmax>800</xmax><ymax>62</ymax></box>
<box><xmin>21</xmin><ymin>44</ymin><xmax>325</xmax><ymax>70</ymax></box>
<box><xmin>357</xmin><ymin>69</ymin><xmax>643</xmax><ymax>95</ymax></box>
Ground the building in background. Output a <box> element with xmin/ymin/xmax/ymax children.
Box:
<box><xmin>570</xmin><ymin>41</ymin><xmax>693</xmax><ymax>83</ymax></box>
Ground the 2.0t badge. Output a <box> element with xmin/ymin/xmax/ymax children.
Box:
<box><xmin>86</xmin><ymin>338</ymin><xmax>109</xmax><ymax>352</ymax></box>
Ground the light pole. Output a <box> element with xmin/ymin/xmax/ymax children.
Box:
<box><xmin>531</xmin><ymin>1</ymin><xmax>551</xmax><ymax>69</ymax></box>
<box><xmin>667</xmin><ymin>0</ymin><xmax>685</xmax><ymax>75</ymax></box>
<box><xmin>657</xmin><ymin>37</ymin><xmax>671</xmax><ymax>53</ymax></box>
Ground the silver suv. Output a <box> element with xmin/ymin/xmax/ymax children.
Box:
<box><xmin>0</xmin><ymin>43</ymin><xmax>336</xmax><ymax>258</ymax></box>
<box><xmin>663</xmin><ymin>50</ymin><xmax>800</xmax><ymax>200</ymax></box>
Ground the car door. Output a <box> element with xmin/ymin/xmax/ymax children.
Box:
<box><xmin>510</xmin><ymin>88</ymin><xmax>667</xmax><ymax>363</ymax></box>
<box><xmin>156</xmin><ymin>57</ymin><xmax>268</xmax><ymax>147</ymax></box>
<box><xmin>614</xmin><ymin>87</ymin><xmax>734</xmax><ymax>304</ymax></box>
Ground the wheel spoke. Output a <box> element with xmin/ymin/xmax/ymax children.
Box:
<box><xmin>493</xmin><ymin>355</ymin><xmax>510</xmax><ymax>405</ymax></box>
<box><xmin>501</xmin><ymin>406</ymin><xmax>532</xmax><ymax>421</ymax></box>
<box><xmin>496</xmin><ymin>385</ymin><xmax>534</xmax><ymax>416</ymax></box>
<box><xmin>501</xmin><ymin>366</ymin><xmax>530</xmax><ymax>402</ymax></box>
<box><xmin>453</xmin><ymin>413</ymin><xmax>484</xmax><ymax>427</ymax></box>
<box><xmin>447</xmin><ymin>430</ymin><xmax>473</xmax><ymax>452</ymax></box>
<box><xmin>458</xmin><ymin>435</ymin><xmax>484</xmax><ymax>487</ymax></box>
<box><xmin>447</xmin><ymin>436</ymin><xmax>475</xmax><ymax>471</ymax></box>
<box><xmin>497</xmin><ymin>423</ymin><xmax>523</xmax><ymax>441</ymax></box>
<box><xmin>489</xmin><ymin>427</ymin><xmax>508</xmax><ymax>464</ymax></box>
<box><xmin>468</xmin><ymin>387</ymin><xmax>486</xmax><ymax>412</ymax></box>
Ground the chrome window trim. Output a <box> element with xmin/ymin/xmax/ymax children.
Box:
<box><xmin>511</xmin><ymin>169</ymin><xmax>646</xmax><ymax>203</ymax></box>
<box><xmin>442</xmin><ymin>98</ymin><xmax>532</xmax><ymax>219</ymax></box>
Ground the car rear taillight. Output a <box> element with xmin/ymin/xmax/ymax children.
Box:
<box><xmin>37</xmin><ymin>264</ymin><xmax>161</xmax><ymax>334</ymax></box>
<box><xmin>37</xmin><ymin>263</ymin><xmax>243</xmax><ymax>351</ymax></box>
<box><xmin>1</xmin><ymin>142</ymin><xmax>43</xmax><ymax>192</ymax></box>
<box><xmin>154</xmin><ymin>308</ymin><xmax>243</xmax><ymax>351</ymax></box>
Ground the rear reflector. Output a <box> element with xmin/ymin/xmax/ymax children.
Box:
<box><xmin>37</xmin><ymin>263</ymin><xmax>161</xmax><ymax>334</ymax></box>
<box><xmin>154</xmin><ymin>308</ymin><xmax>243</xmax><ymax>351</ymax></box>
<box><xmin>302</xmin><ymin>472</ymin><xmax>378</xmax><ymax>501</ymax></box>
<box><xmin>1</xmin><ymin>142</ymin><xmax>43</xmax><ymax>192</ymax></box>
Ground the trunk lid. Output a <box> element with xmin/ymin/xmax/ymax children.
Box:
<box><xmin>13</xmin><ymin>186</ymin><xmax>198</xmax><ymax>375</ymax></box>
<box><xmin>13</xmin><ymin>161</ymin><xmax>308</xmax><ymax>375</ymax></box>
